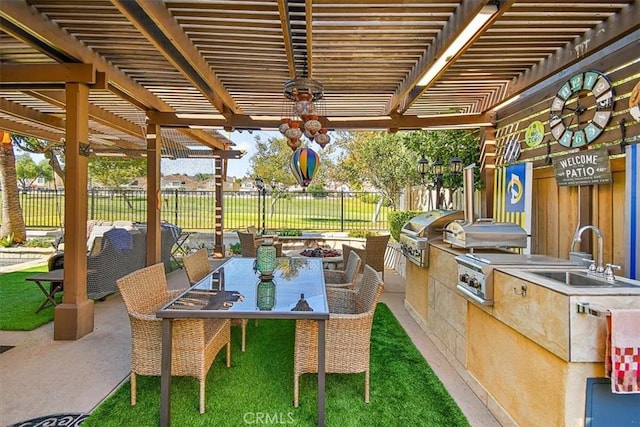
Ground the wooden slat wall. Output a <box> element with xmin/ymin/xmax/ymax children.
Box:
<box><xmin>528</xmin><ymin>146</ymin><xmax>627</xmax><ymax>272</ymax></box>
<box><xmin>490</xmin><ymin>47</ymin><xmax>638</xmax><ymax>275</ymax></box>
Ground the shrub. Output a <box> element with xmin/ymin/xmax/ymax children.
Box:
<box><xmin>229</xmin><ymin>242</ymin><xmax>242</xmax><ymax>254</ymax></box>
<box><xmin>24</xmin><ymin>238</ymin><xmax>55</xmax><ymax>248</ymax></box>
<box><xmin>0</xmin><ymin>233</ymin><xmax>15</xmax><ymax>247</ymax></box>
<box><xmin>347</xmin><ymin>229</ymin><xmax>376</xmax><ymax>238</ymax></box>
<box><xmin>277</xmin><ymin>229</ymin><xmax>302</xmax><ymax>237</ymax></box>
<box><xmin>388</xmin><ymin>210</ymin><xmax>422</xmax><ymax>242</ymax></box>
<box><xmin>356</xmin><ymin>193</ymin><xmax>380</xmax><ymax>204</ymax></box>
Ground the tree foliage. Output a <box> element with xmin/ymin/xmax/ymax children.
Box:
<box><xmin>334</xmin><ymin>131</ymin><xmax>416</xmax><ymax>210</ymax></box>
<box><xmin>11</xmin><ymin>134</ymin><xmax>65</xmax><ymax>184</ymax></box>
<box><xmin>88</xmin><ymin>156</ymin><xmax>146</xmax><ymax>188</ymax></box>
<box><xmin>15</xmin><ymin>155</ymin><xmax>52</xmax><ymax>189</ymax></box>
<box><xmin>401</xmin><ymin>129</ymin><xmax>482</xmax><ymax>190</ymax></box>
<box><xmin>249</xmin><ymin>134</ymin><xmax>337</xmax><ymax>188</ymax></box>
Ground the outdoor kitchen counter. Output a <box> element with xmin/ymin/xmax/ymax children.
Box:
<box><xmin>403</xmin><ymin>242</ymin><xmax>640</xmax><ymax>427</ymax></box>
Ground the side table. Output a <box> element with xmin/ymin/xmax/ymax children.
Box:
<box><xmin>25</xmin><ymin>269</ymin><xmax>64</xmax><ymax>313</ymax></box>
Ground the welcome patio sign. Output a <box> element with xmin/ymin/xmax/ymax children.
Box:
<box><xmin>553</xmin><ymin>148</ymin><xmax>612</xmax><ymax>187</ymax></box>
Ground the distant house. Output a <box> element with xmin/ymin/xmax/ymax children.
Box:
<box><xmin>161</xmin><ymin>174</ymin><xmax>198</xmax><ymax>190</ymax></box>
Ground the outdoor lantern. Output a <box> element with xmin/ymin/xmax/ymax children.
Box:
<box><xmin>255</xmin><ymin>238</ymin><xmax>277</xmax><ymax>276</ymax></box>
<box><xmin>256</xmin><ymin>278</ymin><xmax>276</xmax><ymax>311</ymax></box>
<box><xmin>289</xmin><ymin>147</ymin><xmax>320</xmax><ymax>188</ymax></box>
<box><xmin>432</xmin><ymin>159</ymin><xmax>444</xmax><ymax>177</ymax></box>
<box><xmin>417</xmin><ymin>155</ymin><xmax>430</xmax><ymax>179</ymax></box>
<box><xmin>450</xmin><ymin>156</ymin><xmax>463</xmax><ymax>173</ymax></box>
<box><xmin>255</xmin><ymin>176</ymin><xmax>264</xmax><ymax>191</ymax></box>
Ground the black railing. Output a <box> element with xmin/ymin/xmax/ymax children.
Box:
<box><xmin>9</xmin><ymin>188</ymin><xmax>390</xmax><ymax>232</ymax></box>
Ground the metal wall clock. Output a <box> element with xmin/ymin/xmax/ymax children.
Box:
<box><xmin>549</xmin><ymin>70</ymin><xmax>614</xmax><ymax>148</ymax></box>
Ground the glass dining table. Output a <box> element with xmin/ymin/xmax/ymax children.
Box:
<box><xmin>157</xmin><ymin>256</ymin><xmax>330</xmax><ymax>426</ymax></box>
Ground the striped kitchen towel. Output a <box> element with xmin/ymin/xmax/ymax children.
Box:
<box><xmin>609</xmin><ymin>309</ymin><xmax>640</xmax><ymax>393</ymax></box>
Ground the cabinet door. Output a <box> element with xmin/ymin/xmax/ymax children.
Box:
<box><xmin>493</xmin><ymin>271</ymin><xmax>569</xmax><ymax>360</ymax></box>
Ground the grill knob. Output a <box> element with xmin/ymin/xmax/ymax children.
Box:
<box><xmin>459</xmin><ymin>273</ymin><xmax>470</xmax><ymax>283</ymax></box>
<box><xmin>469</xmin><ymin>278</ymin><xmax>480</xmax><ymax>289</ymax></box>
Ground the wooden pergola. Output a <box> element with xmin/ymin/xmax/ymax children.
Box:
<box><xmin>0</xmin><ymin>0</ymin><xmax>638</xmax><ymax>339</ymax></box>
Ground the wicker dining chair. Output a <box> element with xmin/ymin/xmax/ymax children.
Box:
<box><xmin>342</xmin><ymin>234</ymin><xmax>390</xmax><ymax>279</ymax></box>
<box><xmin>237</xmin><ymin>231</ymin><xmax>283</xmax><ymax>257</ymax></box>
<box><xmin>293</xmin><ymin>264</ymin><xmax>384</xmax><ymax>407</ymax></box>
<box><xmin>323</xmin><ymin>251</ymin><xmax>362</xmax><ymax>289</ymax></box>
<box><xmin>183</xmin><ymin>249</ymin><xmax>250</xmax><ymax>352</ymax></box>
<box><xmin>116</xmin><ymin>263</ymin><xmax>231</xmax><ymax>414</ymax></box>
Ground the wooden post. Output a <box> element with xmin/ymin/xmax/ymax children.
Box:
<box><xmin>146</xmin><ymin>122</ymin><xmax>162</xmax><ymax>266</ymax></box>
<box><xmin>54</xmin><ymin>82</ymin><xmax>94</xmax><ymax>340</ymax></box>
<box><xmin>214</xmin><ymin>158</ymin><xmax>225</xmax><ymax>257</ymax></box>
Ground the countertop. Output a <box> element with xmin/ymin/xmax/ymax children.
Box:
<box><xmin>427</xmin><ymin>240</ymin><xmax>640</xmax><ymax>296</ymax></box>
<box><xmin>495</xmin><ymin>268</ymin><xmax>640</xmax><ymax>296</ymax></box>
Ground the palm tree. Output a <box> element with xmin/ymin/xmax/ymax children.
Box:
<box><xmin>0</xmin><ymin>132</ymin><xmax>27</xmax><ymax>243</ymax></box>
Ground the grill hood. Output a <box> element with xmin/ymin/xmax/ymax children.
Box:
<box><xmin>443</xmin><ymin>164</ymin><xmax>528</xmax><ymax>250</ymax></box>
<box><xmin>400</xmin><ymin>209</ymin><xmax>463</xmax><ymax>267</ymax></box>
<box><xmin>401</xmin><ymin>209</ymin><xmax>464</xmax><ymax>239</ymax></box>
<box><xmin>443</xmin><ymin>219</ymin><xmax>528</xmax><ymax>249</ymax></box>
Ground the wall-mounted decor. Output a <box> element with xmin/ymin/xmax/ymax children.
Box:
<box><xmin>503</xmin><ymin>138</ymin><xmax>521</xmax><ymax>163</ymax></box>
<box><xmin>629</xmin><ymin>80</ymin><xmax>640</xmax><ymax>122</ymax></box>
<box><xmin>552</xmin><ymin>148</ymin><xmax>612</xmax><ymax>187</ymax></box>
<box><xmin>524</xmin><ymin>120</ymin><xmax>544</xmax><ymax>148</ymax></box>
<box><xmin>549</xmin><ymin>70</ymin><xmax>614</xmax><ymax>148</ymax></box>
<box><xmin>493</xmin><ymin>162</ymin><xmax>533</xmax><ymax>254</ymax></box>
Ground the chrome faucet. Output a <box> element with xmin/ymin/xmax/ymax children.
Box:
<box><xmin>571</xmin><ymin>225</ymin><xmax>605</xmax><ymax>274</ymax></box>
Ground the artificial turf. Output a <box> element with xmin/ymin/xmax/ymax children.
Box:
<box><xmin>84</xmin><ymin>303</ymin><xmax>469</xmax><ymax>426</ymax></box>
<box><xmin>0</xmin><ymin>265</ymin><xmax>58</xmax><ymax>331</ymax></box>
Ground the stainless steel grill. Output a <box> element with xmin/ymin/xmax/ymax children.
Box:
<box><xmin>442</xmin><ymin>164</ymin><xmax>528</xmax><ymax>250</ymax></box>
<box><xmin>399</xmin><ymin>210</ymin><xmax>463</xmax><ymax>267</ymax></box>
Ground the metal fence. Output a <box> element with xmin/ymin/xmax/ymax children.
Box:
<box><xmin>9</xmin><ymin>188</ymin><xmax>391</xmax><ymax>232</ymax></box>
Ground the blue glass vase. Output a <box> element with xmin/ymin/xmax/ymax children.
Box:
<box><xmin>255</xmin><ymin>241</ymin><xmax>277</xmax><ymax>276</ymax></box>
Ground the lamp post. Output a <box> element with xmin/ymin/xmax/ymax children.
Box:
<box><xmin>418</xmin><ymin>155</ymin><xmax>464</xmax><ymax>210</ymax></box>
<box><xmin>432</xmin><ymin>159</ymin><xmax>444</xmax><ymax>209</ymax></box>
<box><xmin>255</xmin><ymin>176</ymin><xmax>266</xmax><ymax>234</ymax></box>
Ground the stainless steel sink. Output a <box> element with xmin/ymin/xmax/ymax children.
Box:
<box><xmin>528</xmin><ymin>270</ymin><xmax>640</xmax><ymax>288</ymax></box>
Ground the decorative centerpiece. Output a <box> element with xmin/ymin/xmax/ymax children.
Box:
<box><xmin>256</xmin><ymin>278</ymin><xmax>276</xmax><ymax>311</ymax></box>
<box><xmin>255</xmin><ymin>238</ymin><xmax>277</xmax><ymax>277</ymax></box>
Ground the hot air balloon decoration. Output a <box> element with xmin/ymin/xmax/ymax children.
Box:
<box><xmin>290</xmin><ymin>147</ymin><xmax>320</xmax><ymax>188</ymax></box>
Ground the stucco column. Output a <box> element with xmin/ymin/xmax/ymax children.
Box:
<box><xmin>54</xmin><ymin>82</ymin><xmax>94</xmax><ymax>340</ymax></box>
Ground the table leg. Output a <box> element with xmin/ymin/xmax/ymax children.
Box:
<box><xmin>317</xmin><ymin>319</ymin><xmax>326</xmax><ymax>427</ymax></box>
<box><xmin>160</xmin><ymin>319</ymin><xmax>173</xmax><ymax>427</ymax></box>
<box><xmin>171</xmin><ymin>233</ymin><xmax>192</xmax><ymax>268</ymax></box>
<box><xmin>34</xmin><ymin>281</ymin><xmax>58</xmax><ymax>313</ymax></box>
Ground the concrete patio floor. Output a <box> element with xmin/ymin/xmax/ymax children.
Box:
<box><xmin>0</xmin><ymin>263</ymin><xmax>500</xmax><ymax>426</ymax></box>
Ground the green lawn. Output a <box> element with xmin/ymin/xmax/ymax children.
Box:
<box><xmin>21</xmin><ymin>190</ymin><xmax>392</xmax><ymax>232</ymax></box>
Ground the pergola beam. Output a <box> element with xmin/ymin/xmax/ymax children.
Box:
<box><xmin>492</xmin><ymin>1</ymin><xmax>640</xmax><ymax>109</ymax></box>
<box><xmin>112</xmin><ymin>0</ymin><xmax>240</xmax><ymax>117</ymax></box>
<box><xmin>0</xmin><ymin>98</ymin><xmax>66</xmax><ymax>129</ymax></box>
<box><xmin>387</xmin><ymin>0</ymin><xmax>502</xmax><ymax>115</ymax></box>
<box><xmin>0</xmin><ymin>64</ymin><xmax>96</xmax><ymax>84</ymax></box>
<box><xmin>23</xmin><ymin>90</ymin><xmax>144</xmax><ymax>139</ymax></box>
<box><xmin>277</xmin><ymin>0</ymin><xmax>297</xmax><ymax>78</ymax></box>
<box><xmin>0</xmin><ymin>117</ymin><xmax>63</xmax><ymax>142</ymax></box>
<box><xmin>0</xmin><ymin>0</ymin><xmax>173</xmax><ymax>112</ymax></box>
<box><xmin>147</xmin><ymin>111</ymin><xmax>495</xmax><ymax>130</ymax></box>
